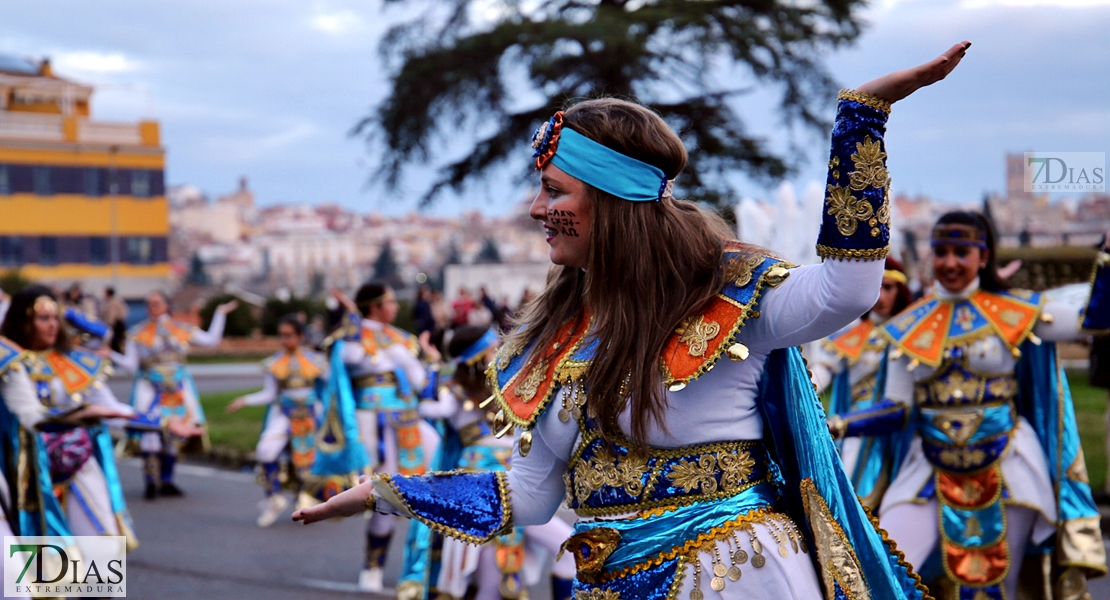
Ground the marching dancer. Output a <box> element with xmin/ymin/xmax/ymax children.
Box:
<box><xmin>227</xmin><ymin>314</ymin><xmax>328</xmax><ymax>527</ymax></box>
<box><xmin>329</xmin><ymin>283</ymin><xmax>441</xmax><ymax>592</ymax></box>
<box><xmin>810</xmin><ymin>257</ymin><xmax>913</xmax><ymax>510</ymax></box>
<box><xmin>296</xmin><ymin>43</ymin><xmax>972</xmax><ymax>600</ymax></box>
<box><xmin>112</xmin><ymin>291</ymin><xmax>238</xmax><ymax>499</ymax></box>
<box><xmin>409</xmin><ymin>325</ymin><xmax>575</xmax><ymax>600</ymax></box>
<box><xmin>830</xmin><ymin>211</ymin><xmax>1109</xmax><ymax>597</ymax></box>
<box><xmin>0</xmin><ymin>286</ymin><xmax>138</xmax><ymax>548</ymax></box>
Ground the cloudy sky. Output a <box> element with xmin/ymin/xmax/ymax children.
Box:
<box><xmin>1</xmin><ymin>0</ymin><xmax>1107</xmax><ymax>215</ymax></box>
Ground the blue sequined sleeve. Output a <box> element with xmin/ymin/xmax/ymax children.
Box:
<box><xmin>372</xmin><ymin>471</ymin><xmax>513</xmax><ymax>544</ymax></box>
<box><xmin>835</xmin><ymin>399</ymin><xmax>909</xmax><ymax>438</ymax></box>
<box><xmin>1081</xmin><ymin>252</ymin><xmax>1109</xmax><ymax>334</ymax></box>
<box><xmin>816</xmin><ymin>90</ymin><xmax>892</xmax><ymax>261</ymax></box>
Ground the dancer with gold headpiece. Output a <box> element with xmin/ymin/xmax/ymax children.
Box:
<box><xmin>810</xmin><ymin>257</ymin><xmax>913</xmax><ymax>510</ymax></box>
<box><xmin>0</xmin><ymin>286</ymin><xmax>139</xmax><ymax>549</ymax></box>
<box><xmin>227</xmin><ymin>314</ymin><xmax>328</xmax><ymax>528</ymax></box>
<box><xmin>328</xmin><ymin>282</ymin><xmax>441</xmax><ymax>592</ymax></box>
<box><xmin>830</xmin><ymin>211</ymin><xmax>1109</xmax><ymax>598</ymax></box>
<box><xmin>112</xmin><ymin>291</ymin><xmax>238</xmax><ymax>500</ymax></box>
<box><xmin>296</xmin><ymin>43</ymin><xmax>971</xmax><ymax>600</ymax></box>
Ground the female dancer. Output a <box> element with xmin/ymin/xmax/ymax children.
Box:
<box><xmin>410</xmin><ymin>325</ymin><xmax>576</xmax><ymax>600</ymax></box>
<box><xmin>0</xmin><ymin>286</ymin><xmax>138</xmax><ymax>548</ymax></box>
<box><xmin>113</xmin><ymin>291</ymin><xmax>237</xmax><ymax>499</ymax></box>
<box><xmin>811</xmin><ymin>257</ymin><xmax>912</xmax><ymax>509</ymax></box>
<box><xmin>830</xmin><ymin>211</ymin><xmax>1109</xmax><ymax>597</ymax></box>
<box><xmin>296</xmin><ymin>43</ymin><xmax>970</xmax><ymax>600</ymax></box>
<box><xmin>227</xmin><ymin>314</ymin><xmax>328</xmax><ymax>527</ymax></box>
<box><xmin>330</xmin><ymin>283</ymin><xmax>441</xmax><ymax>592</ymax></box>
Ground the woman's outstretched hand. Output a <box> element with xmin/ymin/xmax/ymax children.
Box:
<box><xmin>857</xmin><ymin>41</ymin><xmax>971</xmax><ymax>104</ymax></box>
<box><xmin>292</xmin><ymin>476</ymin><xmax>375</xmax><ymax>524</ymax></box>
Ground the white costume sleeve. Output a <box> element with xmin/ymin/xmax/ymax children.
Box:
<box><xmin>741</xmin><ymin>260</ymin><xmax>883</xmax><ymax>352</ymax></box>
<box><xmin>111</xmin><ymin>341</ymin><xmax>140</xmax><ymax>373</ymax></box>
<box><xmin>240</xmin><ymin>374</ymin><xmax>279</xmax><ymax>406</ymax></box>
<box><xmin>191</xmin><ymin>311</ymin><xmax>227</xmax><ymax>347</ymax></box>
<box><xmin>419</xmin><ymin>386</ymin><xmax>459</xmax><ymax>420</ymax></box>
<box><xmin>85</xmin><ymin>381</ymin><xmax>136</xmax><ymax>416</ymax></box>
<box><xmin>340</xmin><ymin>339</ymin><xmax>367</xmax><ymax>366</ymax></box>
<box><xmin>881</xmin><ymin>355</ymin><xmax>915</xmax><ymax>407</ymax></box>
<box><xmin>505</xmin><ymin>387</ymin><xmax>578</xmax><ymax>527</ymax></box>
<box><xmin>1</xmin><ymin>365</ymin><xmax>46</xmax><ymax>430</ymax></box>
<box><xmin>1035</xmin><ymin>299</ymin><xmax>1083</xmax><ymax>343</ymax></box>
<box><xmin>386</xmin><ymin>345</ymin><xmax>428</xmax><ymax>390</ymax></box>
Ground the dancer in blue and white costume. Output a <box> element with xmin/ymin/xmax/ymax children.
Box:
<box><xmin>297</xmin><ymin>43</ymin><xmax>971</xmax><ymax>600</ymax></box>
<box><xmin>0</xmin><ymin>286</ymin><xmax>138</xmax><ymax>549</ymax></box>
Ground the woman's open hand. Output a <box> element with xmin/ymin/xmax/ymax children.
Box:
<box><xmin>292</xmin><ymin>476</ymin><xmax>375</xmax><ymax>524</ymax></box>
<box><xmin>857</xmin><ymin>41</ymin><xmax>971</xmax><ymax>104</ymax></box>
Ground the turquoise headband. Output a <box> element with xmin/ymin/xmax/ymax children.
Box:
<box><xmin>458</xmin><ymin>328</ymin><xmax>498</xmax><ymax>366</ymax></box>
<box><xmin>531</xmin><ymin>112</ymin><xmax>673</xmax><ymax>202</ymax></box>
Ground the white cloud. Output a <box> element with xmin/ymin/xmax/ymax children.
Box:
<box><xmin>52</xmin><ymin>50</ymin><xmax>139</xmax><ymax>75</ymax></box>
<box><xmin>309</xmin><ymin>9</ymin><xmax>364</xmax><ymax>35</ymax></box>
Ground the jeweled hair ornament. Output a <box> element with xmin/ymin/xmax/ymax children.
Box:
<box><xmin>30</xmin><ymin>295</ymin><xmax>58</xmax><ymax>316</ymax></box>
<box><xmin>930</xmin><ymin>224</ymin><xmax>987</xmax><ymax>249</ymax></box>
<box><xmin>532</xmin><ymin>111</ymin><xmax>673</xmax><ymax>202</ymax></box>
<box><xmin>458</xmin><ymin>328</ymin><xmax>499</xmax><ymax>367</ymax></box>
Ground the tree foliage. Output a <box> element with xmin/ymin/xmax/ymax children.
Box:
<box><xmin>199</xmin><ymin>293</ymin><xmax>257</xmax><ymax>338</ymax></box>
<box><xmin>372</xmin><ymin>241</ymin><xmax>405</xmax><ymax>289</ymax></box>
<box><xmin>360</xmin><ymin>0</ymin><xmax>866</xmax><ymax>208</ymax></box>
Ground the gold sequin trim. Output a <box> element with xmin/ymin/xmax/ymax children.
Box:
<box><xmin>837</xmin><ymin>89</ymin><xmax>893</xmax><ymax>114</ymax></box>
<box><xmin>815</xmin><ymin>244</ymin><xmax>889</xmax><ymax>262</ymax></box>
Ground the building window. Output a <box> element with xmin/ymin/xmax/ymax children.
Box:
<box><xmin>33</xmin><ymin>166</ymin><xmax>51</xmax><ymax>196</ymax></box>
<box><xmin>0</xmin><ymin>237</ymin><xmax>22</xmax><ymax>266</ymax></box>
<box><xmin>84</xmin><ymin>168</ymin><xmax>101</xmax><ymax>197</ymax></box>
<box><xmin>131</xmin><ymin>170</ymin><xmax>150</xmax><ymax>198</ymax></box>
<box><xmin>128</xmin><ymin>237</ymin><xmax>152</xmax><ymax>264</ymax></box>
<box><xmin>90</xmin><ymin>237</ymin><xmax>109</xmax><ymax>264</ymax></box>
<box><xmin>39</xmin><ymin>237</ymin><xmax>57</xmax><ymax>264</ymax></box>
<box><xmin>0</xmin><ymin>165</ymin><xmax>9</xmax><ymax>195</ymax></box>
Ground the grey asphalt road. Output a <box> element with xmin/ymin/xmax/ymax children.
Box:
<box><xmin>107</xmin><ymin>364</ymin><xmax>264</xmax><ymax>400</ymax></box>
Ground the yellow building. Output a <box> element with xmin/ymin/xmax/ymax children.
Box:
<box><xmin>0</xmin><ymin>53</ymin><xmax>169</xmax><ymax>297</ymax></box>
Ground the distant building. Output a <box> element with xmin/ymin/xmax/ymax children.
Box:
<box><xmin>0</xmin><ymin>54</ymin><xmax>169</xmax><ymax>297</ymax></box>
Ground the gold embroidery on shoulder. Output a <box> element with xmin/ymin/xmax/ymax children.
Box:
<box><xmin>677</xmin><ymin>316</ymin><xmax>720</xmax><ymax>358</ymax></box>
<box><xmin>514</xmin><ymin>358</ymin><xmax>548</xmax><ymax>403</ymax></box>
<box><xmin>723</xmin><ymin>254</ymin><xmax>765</xmax><ymax>288</ymax></box>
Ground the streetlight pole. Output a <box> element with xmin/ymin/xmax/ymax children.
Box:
<box><xmin>109</xmin><ymin>145</ymin><xmax>119</xmax><ymax>287</ymax></box>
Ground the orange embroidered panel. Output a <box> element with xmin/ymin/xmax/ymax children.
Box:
<box><xmin>661</xmin><ymin>295</ymin><xmax>746</xmax><ymax>382</ymax></box>
<box><xmin>267</xmin><ymin>350</ymin><xmax>325</xmax><ymax>381</ymax></box>
<box><xmin>45</xmin><ymin>351</ymin><xmax>96</xmax><ymax>395</ymax></box>
<box><xmin>944</xmin><ymin>538</ymin><xmax>1008</xmax><ymax>586</ymax></box>
<box><xmin>896</xmin><ymin>302</ymin><xmax>952</xmax><ymax>366</ymax></box>
<box><xmin>131</xmin><ymin>319</ymin><xmax>193</xmax><ymax>347</ymax></box>
<box><xmin>825</xmin><ymin>320</ymin><xmax>875</xmax><ymax>363</ymax></box>
<box><xmin>970</xmin><ymin>291</ymin><xmax>1040</xmax><ymax>348</ymax></box>
<box><xmin>937</xmin><ymin>468</ymin><xmax>1000</xmax><ymax>510</ymax></box>
<box><xmin>500</xmin><ymin>318</ymin><xmax>588</xmax><ymax>424</ymax></box>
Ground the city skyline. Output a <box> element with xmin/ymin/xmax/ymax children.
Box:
<box><xmin>1</xmin><ymin>0</ymin><xmax>1108</xmax><ymax>216</ymax></box>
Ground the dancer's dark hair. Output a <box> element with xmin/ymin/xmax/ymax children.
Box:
<box><xmin>355</xmin><ymin>282</ymin><xmax>389</xmax><ymax>318</ymax></box>
<box><xmin>1</xmin><ymin>285</ymin><xmax>73</xmax><ymax>352</ymax></box>
<box><xmin>278</xmin><ymin>313</ymin><xmax>305</xmax><ymax>336</ymax></box>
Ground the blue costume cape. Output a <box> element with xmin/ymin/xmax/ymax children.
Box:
<box><xmin>307</xmin><ymin>340</ymin><xmax>368</xmax><ymax>500</ymax></box>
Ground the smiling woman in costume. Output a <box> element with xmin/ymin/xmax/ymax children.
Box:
<box><xmin>0</xmin><ymin>286</ymin><xmax>139</xmax><ymax>548</ymax></box>
<box><xmin>830</xmin><ymin>210</ymin><xmax>1110</xmax><ymax>598</ymax></box>
<box><xmin>294</xmin><ymin>43</ymin><xmax>971</xmax><ymax>600</ymax></box>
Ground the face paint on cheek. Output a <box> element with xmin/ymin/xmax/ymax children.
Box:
<box><xmin>547</xmin><ymin>208</ymin><xmax>581</xmax><ymax>237</ymax></box>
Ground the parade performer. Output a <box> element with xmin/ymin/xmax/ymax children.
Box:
<box><xmin>810</xmin><ymin>257</ymin><xmax>912</xmax><ymax>510</ymax></box>
<box><xmin>227</xmin><ymin>314</ymin><xmax>328</xmax><ymax>528</ymax></box>
<box><xmin>0</xmin><ymin>286</ymin><xmax>138</xmax><ymax>548</ymax></box>
<box><xmin>112</xmin><ymin>291</ymin><xmax>238</xmax><ymax>499</ymax></box>
<box><xmin>329</xmin><ymin>283</ymin><xmax>441</xmax><ymax>592</ymax></box>
<box><xmin>830</xmin><ymin>211</ymin><xmax>1110</xmax><ymax>598</ymax></box>
<box><xmin>295</xmin><ymin>43</ymin><xmax>972</xmax><ymax>600</ymax></box>
<box><xmin>405</xmin><ymin>325</ymin><xmax>575</xmax><ymax>600</ymax></box>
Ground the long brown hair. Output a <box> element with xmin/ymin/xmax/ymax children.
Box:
<box><xmin>1</xmin><ymin>285</ymin><xmax>73</xmax><ymax>352</ymax></box>
<box><xmin>508</xmin><ymin>98</ymin><xmax>738</xmax><ymax>447</ymax></box>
